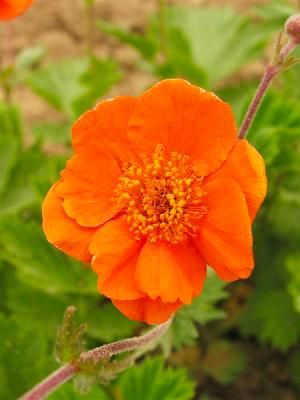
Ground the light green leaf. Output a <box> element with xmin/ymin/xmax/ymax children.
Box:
<box><xmin>99</xmin><ymin>21</ymin><xmax>158</xmax><ymax>61</ymax></box>
<box><xmin>27</xmin><ymin>59</ymin><xmax>87</xmax><ymax>119</ymax></box>
<box><xmin>165</xmin><ymin>6</ymin><xmax>266</xmax><ymax>86</ymax></box>
<box><xmin>73</xmin><ymin>57</ymin><xmax>121</xmax><ymax>117</ymax></box>
<box><xmin>27</xmin><ymin>58</ymin><xmax>121</xmax><ymax>120</ymax></box>
<box><xmin>32</xmin><ymin>122</ymin><xmax>70</xmax><ymax>144</ymax></box>
<box><xmin>117</xmin><ymin>357</ymin><xmax>195</xmax><ymax>400</ymax></box>
<box><xmin>15</xmin><ymin>46</ymin><xmax>45</xmax><ymax>72</ymax></box>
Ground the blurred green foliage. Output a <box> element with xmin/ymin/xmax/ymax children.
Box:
<box><xmin>1</xmin><ymin>0</ymin><xmax>300</xmax><ymax>399</ymax></box>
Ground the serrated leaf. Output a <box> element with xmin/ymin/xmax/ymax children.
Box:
<box><xmin>239</xmin><ymin>290</ymin><xmax>300</xmax><ymax>351</ymax></box>
<box><xmin>117</xmin><ymin>357</ymin><xmax>195</xmax><ymax>400</ymax></box>
<box><xmin>169</xmin><ymin>271</ymin><xmax>228</xmax><ymax>349</ymax></box>
<box><xmin>165</xmin><ymin>6</ymin><xmax>266</xmax><ymax>86</ymax></box>
<box><xmin>0</xmin><ymin>216</ymin><xmax>97</xmax><ymax>295</ymax></box>
<box><xmin>27</xmin><ymin>59</ymin><xmax>87</xmax><ymax>118</ymax></box>
<box><xmin>27</xmin><ymin>57</ymin><xmax>121</xmax><ymax>120</ymax></box>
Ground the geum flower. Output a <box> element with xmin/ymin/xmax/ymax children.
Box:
<box><xmin>0</xmin><ymin>0</ymin><xmax>33</xmax><ymax>20</ymax></box>
<box><xmin>42</xmin><ymin>79</ymin><xmax>267</xmax><ymax>324</ymax></box>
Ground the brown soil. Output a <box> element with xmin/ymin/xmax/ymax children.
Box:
<box><xmin>3</xmin><ymin>0</ymin><xmax>271</xmax><ymax>125</ymax></box>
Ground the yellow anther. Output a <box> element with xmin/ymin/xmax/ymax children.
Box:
<box><xmin>115</xmin><ymin>144</ymin><xmax>207</xmax><ymax>244</ymax></box>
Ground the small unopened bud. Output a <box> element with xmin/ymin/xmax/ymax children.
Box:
<box><xmin>285</xmin><ymin>14</ymin><xmax>300</xmax><ymax>44</ymax></box>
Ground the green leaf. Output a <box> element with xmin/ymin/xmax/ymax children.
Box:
<box><xmin>100</xmin><ymin>6</ymin><xmax>267</xmax><ymax>87</ymax></box>
<box><xmin>201</xmin><ymin>340</ymin><xmax>248</xmax><ymax>385</ymax></box>
<box><xmin>239</xmin><ymin>290</ymin><xmax>300</xmax><ymax>351</ymax></box>
<box><xmin>0</xmin><ymin>313</ymin><xmax>55</xmax><ymax>399</ymax></box>
<box><xmin>169</xmin><ymin>271</ymin><xmax>228</xmax><ymax>349</ymax></box>
<box><xmin>6</xmin><ymin>276</ymin><xmax>68</xmax><ymax>341</ymax></box>
<box><xmin>27</xmin><ymin>58</ymin><xmax>121</xmax><ymax>120</ymax></box>
<box><xmin>164</xmin><ymin>6</ymin><xmax>267</xmax><ymax>86</ymax></box>
<box><xmin>48</xmin><ymin>382</ymin><xmax>110</xmax><ymax>400</ymax></box>
<box><xmin>82</xmin><ymin>302</ymin><xmax>138</xmax><ymax>342</ymax></box>
<box><xmin>0</xmin><ymin>144</ymin><xmax>57</xmax><ymax>216</ymax></box>
<box><xmin>0</xmin><ymin>101</ymin><xmax>22</xmax><ymax>137</ymax></box>
<box><xmin>27</xmin><ymin>59</ymin><xmax>87</xmax><ymax>119</ymax></box>
<box><xmin>154</xmin><ymin>27</ymin><xmax>208</xmax><ymax>86</ymax></box>
<box><xmin>73</xmin><ymin>57</ymin><xmax>121</xmax><ymax>117</ymax></box>
<box><xmin>286</xmin><ymin>253</ymin><xmax>300</xmax><ymax>314</ymax></box>
<box><xmin>117</xmin><ymin>357</ymin><xmax>195</xmax><ymax>400</ymax></box>
<box><xmin>0</xmin><ymin>216</ymin><xmax>97</xmax><ymax>295</ymax></box>
<box><xmin>32</xmin><ymin>122</ymin><xmax>70</xmax><ymax>144</ymax></box>
<box><xmin>15</xmin><ymin>46</ymin><xmax>45</xmax><ymax>71</ymax></box>
<box><xmin>252</xmin><ymin>0</ymin><xmax>297</xmax><ymax>30</ymax></box>
<box><xmin>99</xmin><ymin>21</ymin><xmax>158</xmax><ymax>61</ymax></box>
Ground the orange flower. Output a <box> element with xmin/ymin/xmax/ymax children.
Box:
<box><xmin>0</xmin><ymin>0</ymin><xmax>33</xmax><ymax>20</ymax></box>
<box><xmin>42</xmin><ymin>79</ymin><xmax>267</xmax><ymax>324</ymax></box>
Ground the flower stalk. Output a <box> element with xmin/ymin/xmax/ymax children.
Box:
<box><xmin>20</xmin><ymin>318</ymin><xmax>171</xmax><ymax>400</ymax></box>
<box><xmin>84</xmin><ymin>0</ymin><xmax>95</xmax><ymax>59</ymax></box>
<box><xmin>157</xmin><ymin>0</ymin><xmax>168</xmax><ymax>60</ymax></box>
<box><xmin>238</xmin><ymin>34</ymin><xmax>299</xmax><ymax>139</ymax></box>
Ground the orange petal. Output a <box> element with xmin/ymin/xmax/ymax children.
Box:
<box><xmin>0</xmin><ymin>0</ymin><xmax>32</xmax><ymax>20</ymax></box>
<box><xmin>135</xmin><ymin>241</ymin><xmax>206</xmax><ymax>304</ymax></box>
<box><xmin>208</xmin><ymin>139</ymin><xmax>267</xmax><ymax>221</ymax></box>
<box><xmin>56</xmin><ymin>148</ymin><xmax>121</xmax><ymax>228</ymax></box>
<box><xmin>42</xmin><ymin>182</ymin><xmax>96</xmax><ymax>262</ymax></box>
<box><xmin>90</xmin><ymin>218</ymin><xmax>144</xmax><ymax>300</ymax></box>
<box><xmin>195</xmin><ymin>178</ymin><xmax>254</xmax><ymax>281</ymax></box>
<box><xmin>128</xmin><ymin>79</ymin><xmax>237</xmax><ymax>176</ymax></box>
<box><xmin>72</xmin><ymin>96</ymin><xmax>137</xmax><ymax>165</ymax></box>
<box><xmin>112</xmin><ymin>297</ymin><xmax>182</xmax><ymax>324</ymax></box>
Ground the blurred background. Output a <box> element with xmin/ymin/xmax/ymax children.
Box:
<box><xmin>1</xmin><ymin>0</ymin><xmax>300</xmax><ymax>399</ymax></box>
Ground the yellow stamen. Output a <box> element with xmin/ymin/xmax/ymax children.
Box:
<box><xmin>115</xmin><ymin>144</ymin><xmax>207</xmax><ymax>244</ymax></box>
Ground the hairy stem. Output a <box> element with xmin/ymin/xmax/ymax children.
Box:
<box><xmin>238</xmin><ymin>38</ymin><xmax>297</xmax><ymax>139</ymax></box>
<box><xmin>20</xmin><ymin>320</ymin><xmax>171</xmax><ymax>400</ymax></box>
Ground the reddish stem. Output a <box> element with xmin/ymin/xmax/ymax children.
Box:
<box><xmin>20</xmin><ymin>364</ymin><xmax>78</xmax><ymax>400</ymax></box>
<box><xmin>20</xmin><ymin>320</ymin><xmax>171</xmax><ymax>400</ymax></box>
<box><xmin>238</xmin><ymin>39</ymin><xmax>297</xmax><ymax>139</ymax></box>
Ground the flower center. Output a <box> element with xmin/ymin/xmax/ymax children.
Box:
<box><xmin>115</xmin><ymin>144</ymin><xmax>207</xmax><ymax>244</ymax></box>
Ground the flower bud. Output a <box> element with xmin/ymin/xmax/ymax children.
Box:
<box><xmin>285</xmin><ymin>14</ymin><xmax>300</xmax><ymax>44</ymax></box>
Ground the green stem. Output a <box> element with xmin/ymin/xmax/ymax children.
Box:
<box><xmin>85</xmin><ymin>0</ymin><xmax>95</xmax><ymax>59</ymax></box>
<box><xmin>157</xmin><ymin>0</ymin><xmax>167</xmax><ymax>59</ymax></box>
